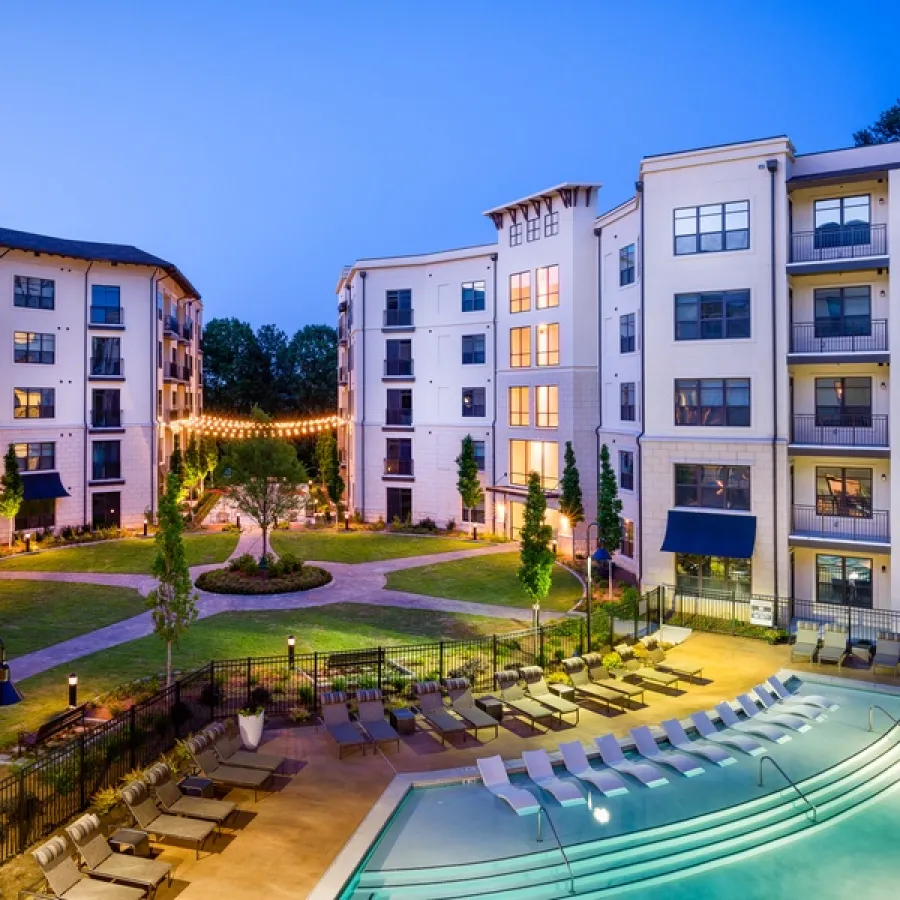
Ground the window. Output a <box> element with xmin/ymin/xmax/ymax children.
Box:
<box><xmin>510</xmin><ymin>439</ymin><xmax>558</xmax><ymax>489</ymax></box>
<box><xmin>462</xmin><ymin>387</ymin><xmax>486</xmax><ymax>417</ymax></box>
<box><xmin>619</xmin><ymin>244</ymin><xmax>636</xmax><ymax>286</ymax></box>
<box><xmin>16</xmin><ymin>498</ymin><xmax>55</xmax><ymax>531</ymax></box>
<box><xmin>536</xmin><ymin>265</ymin><xmax>559</xmax><ymax>309</ymax></box>
<box><xmin>674</xmin><ymin>378</ymin><xmax>750</xmax><ymax>427</ymax></box>
<box><xmin>619</xmin><ymin>313</ymin><xmax>636</xmax><ymax>353</ymax></box>
<box><xmin>536</xmin><ymin>323</ymin><xmax>559</xmax><ymax>366</ymax></box>
<box><xmin>158</xmin><ymin>340</ymin><xmax>162</xmax><ymax>368</ymax></box>
<box><xmin>462</xmin><ymin>334</ymin><xmax>486</xmax><ymax>365</ymax></box>
<box><xmin>509</xmin><ymin>387</ymin><xmax>529</xmax><ymax>426</ymax></box>
<box><xmin>92</xmin><ymin>441</ymin><xmax>121</xmax><ymax>481</ymax></box>
<box><xmin>814</xmin><ymin>196</ymin><xmax>871</xmax><ymax>249</ymax></box>
<box><xmin>384</xmin><ymin>339</ymin><xmax>413</xmax><ymax>377</ymax></box>
<box><xmin>815</xmin><ymin>377</ymin><xmax>871</xmax><ymax>426</ymax></box>
<box><xmin>527</xmin><ymin>217</ymin><xmax>540</xmax><ymax>242</ymax></box>
<box><xmin>462</xmin><ymin>500</ymin><xmax>486</xmax><ymax>524</ymax></box>
<box><xmin>384</xmin><ymin>289</ymin><xmax>412</xmax><ymax>327</ymax></box>
<box><xmin>386</xmin><ymin>388</ymin><xmax>413</xmax><ymax>426</ymax></box>
<box><xmin>510</xmin><ymin>326</ymin><xmax>531</xmax><ymax>367</ymax></box>
<box><xmin>535</xmin><ymin>385</ymin><xmax>558</xmax><ymax>427</ymax></box>
<box><xmin>14</xmin><ymin>387</ymin><xmax>54</xmax><ymax>419</ymax></box>
<box><xmin>674</xmin><ymin>464</ymin><xmax>751</xmax><ymax>510</ymax></box>
<box><xmin>92</xmin><ymin>491</ymin><xmax>121</xmax><ymax>529</ymax></box>
<box><xmin>510</xmin><ymin>272</ymin><xmax>531</xmax><ymax>313</ymax></box>
<box><xmin>90</xmin><ymin>285</ymin><xmax>122</xmax><ymax>325</ymax></box>
<box><xmin>14</xmin><ymin>276</ymin><xmax>54</xmax><ymax>310</ymax></box>
<box><xmin>619</xmin><ymin>450</ymin><xmax>634</xmax><ymax>491</ymax></box>
<box><xmin>674</xmin><ymin>200</ymin><xmax>750</xmax><ymax>255</ymax></box>
<box><xmin>472</xmin><ymin>440</ymin><xmax>486</xmax><ymax>472</ymax></box>
<box><xmin>816</xmin><ymin>554</ymin><xmax>872</xmax><ymax>607</ymax></box>
<box><xmin>621</xmin><ymin>519</ymin><xmax>634</xmax><ymax>558</ymax></box>
<box><xmin>462</xmin><ymin>280</ymin><xmax>486</xmax><ymax>312</ymax></box>
<box><xmin>816</xmin><ymin>467</ymin><xmax>872</xmax><ymax>517</ymax></box>
<box><xmin>157</xmin><ymin>389</ymin><xmax>163</xmax><ymax>418</ymax></box>
<box><xmin>13</xmin><ymin>442</ymin><xmax>55</xmax><ymax>471</ymax></box>
<box><xmin>509</xmin><ymin>223</ymin><xmax>523</xmax><ymax>246</ymax></box>
<box><xmin>384</xmin><ymin>438</ymin><xmax>413</xmax><ymax>476</ymax></box>
<box><xmin>814</xmin><ymin>286</ymin><xmax>871</xmax><ymax>338</ymax></box>
<box><xmin>620</xmin><ymin>382</ymin><xmax>636</xmax><ymax>421</ymax></box>
<box><xmin>544</xmin><ymin>211</ymin><xmax>559</xmax><ymax>237</ymax></box>
<box><xmin>14</xmin><ymin>331</ymin><xmax>55</xmax><ymax>364</ymax></box>
<box><xmin>91</xmin><ymin>389</ymin><xmax>121</xmax><ymax>428</ymax></box>
<box><xmin>674</xmin><ymin>290</ymin><xmax>751</xmax><ymax>340</ymax></box>
<box><xmin>91</xmin><ymin>337</ymin><xmax>122</xmax><ymax>377</ymax></box>
<box><xmin>386</xmin><ymin>487</ymin><xmax>412</xmax><ymax>523</ymax></box>
<box><xmin>156</xmin><ymin>290</ymin><xmax>163</xmax><ymax>320</ymax></box>
<box><xmin>675</xmin><ymin>555</ymin><xmax>751</xmax><ymax>598</ymax></box>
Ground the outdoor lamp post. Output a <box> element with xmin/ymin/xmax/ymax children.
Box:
<box><xmin>287</xmin><ymin>635</ymin><xmax>296</xmax><ymax>670</ymax></box>
<box><xmin>585</xmin><ymin>521</ymin><xmax>602</xmax><ymax>653</ymax></box>
<box><xmin>0</xmin><ymin>639</ymin><xmax>23</xmax><ymax>706</ymax></box>
<box><xmin>532</xmin><ymin>602</ymin><xmax>541</xmax><ymax>631</ymax></box>
<box><xmin>68</xmin><ymin>673</ymin><xmax>78</xmax><ymax>709</ymax></box>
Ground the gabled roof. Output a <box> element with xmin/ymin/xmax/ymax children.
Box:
<box><xmin>0</xmin><ymin>227</ymin><xmax>200</xmax><ymax>298</ymax></box>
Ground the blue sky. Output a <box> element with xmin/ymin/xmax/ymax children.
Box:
<box><xmin>1</xmin><ymin>1</ymin><xmax>897</xmax><ymax>329</ymax></box>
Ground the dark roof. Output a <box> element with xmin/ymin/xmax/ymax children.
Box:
<box><xmin>0</xmin><ymin>227</ymin><xmax>200</xmax><ymax>298</ymax></box>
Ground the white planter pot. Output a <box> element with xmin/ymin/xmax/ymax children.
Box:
<box><xmin>237</xmin><ymin>711</ymin><xmax>265</xmax><ymax>750</ymax></box>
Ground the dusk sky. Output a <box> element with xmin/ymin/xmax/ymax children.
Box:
<box><xmin>1</xmin><ymin>1</ymin><xmax>897</xmax><ymax>330</ymax></box>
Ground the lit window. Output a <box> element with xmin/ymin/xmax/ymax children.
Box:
<box><xmin>13</xmin><ymin>442</ymin><xmax>55</xmax><ymax>471</ymax></box>
<box><xmin>13</xmin><ymin>387</ymin><xmax>55</xmax><ymax>419</ymax></box>
<box><xmin>462</xmin><ymin>387</ymin><xmax>486</xmax><ymax>417</ymax></box>
<box><xmin>675</xmin><ymin>464</ymin><xmax>750</xmax><ymax>510</ymax></box>
<box><xmin>510</xmin><ymin>272</ymin><xmax>531</xmax><ymax>313</ymax></box>
<box><xmin>535</xmin><ymin>385</ymin><xmax>558</xmax><ymax>427</ymax></box>
<box><xmin>14</xmin><ymin>331</ymin><xmax>55</xmax><ymax>364</ymax></box>
<box><xmin>536</xmin><ymin>323</ymin><xmax>559</xmax><ymax>366</ymax></box>
<box><xmin>621</xmin><ymin>518</ymin><xmax>634</xmax><ymax>557</ymax></box>
<box><xmin>509</xmin><ymin>387</ymin><xmax>529</xmax><ymax>427</ymax></box>
<box><xmin>510</xmin><ymin>326</ymin><xmax>531</xmax><ymax>367</ymax></box>
<box><xmin>509</xmin><ymin>439</ymin><xmax>558</xmax><ymax>489</ymax></box>
<box><xmin>536</xmin><ymin>265</ymin><xmax>559</xmax><ymax>309</ymax></box>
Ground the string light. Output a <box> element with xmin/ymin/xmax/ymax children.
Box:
<box><xmin>186</xmin><ymin>413</ymin><xmax>339</xmax><ymax>439</ymax></box>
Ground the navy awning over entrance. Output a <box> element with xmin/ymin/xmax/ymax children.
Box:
<box><xmin>660</xmin><ymin>510</ymin><xmax>756</xmax><ymax>559</ymax></box>
<box><xmin>21</xmin><ymin>473</ymin><xmax>70</xmax><ymax>501</ymax></box>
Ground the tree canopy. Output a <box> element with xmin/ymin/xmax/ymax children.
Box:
<box><xmin>854</xmin><ymin>100</ymin><xmax>900</xmax><ymax>146</ymax></box>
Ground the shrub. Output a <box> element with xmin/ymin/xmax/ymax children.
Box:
<box><xmin>546</xmin><ymin>670</ymin><xmax>573</xmax><ymax>687</ymax></box>
<box><xmin>602</xmin><ymin>651</ymin><xmax>623</xmax><ymax>670</ymax></box>
<box><xmin>91</xmin><ymin>786</ymin><xmax>121</xmax><ymax>815</ymax></box>
<box><xmin>289</xmin><ymin>705</ymin><xmax>313</xmax><ymax>723</ymax></box>
<box><xmin>445</xmin><ymin>518</ymin><xmax>456</xmax><ymax>532</ymax></box>
<box><xmin>228</xmin><ymin>553</ymin><xmax>258</xmax><ymax>575</ymax></box>
<box><xmin>297</xmin><ymin>684</ymin><xmax>315</xmax><ymax>706</ymax></box>
<box><xmin>417</xmin><ymin>518</ymin><xmax>437</xmax><ymax>531</ymax></box>
<box><xmin>199</xmin><ymin>682</ymin><xmax>224</xmax><ymax>708</ymax></box>
<box><xmin>249</xmin><ymin>686</ymin><xmax>272</xmax><ymax>708</ymax></box>
<box><xmin>195</xmin><ymin>564</ymin><xmax>331</xmax><ymax>595</ymax></box>
<box><xmin>357</xmin><ymin>675</ymin><xmax>378</xmax><ymax>690</ymax></box>
<box><xmin>330</xmin><ymin>676</ymin><xmax>348</xmax><ymax>693</ymax></box>
<box><xmin>631</xmin><ymin>643</ymin><xmax>649</xmax><ymax>660</ymax></box>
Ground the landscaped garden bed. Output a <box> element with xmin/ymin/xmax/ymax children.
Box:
<box><xmin>195</xmin><ymin>552</ymin><xmax>331</xmax><ymax>594</ymax></box>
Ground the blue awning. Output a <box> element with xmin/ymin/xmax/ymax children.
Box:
<box><xmin>660</xmin><ymin>510</ymin><xmax>756</xmax><ymax>559</ymax></box>
<box><xmin>21</xmin><ymin>473</ymin><xmax>70</xmax><ymax>501</ymax></box>
<box><xmin>592</xmin><ymin>547</ymin><xmax>611</xmax><ymax>563</ymax></box>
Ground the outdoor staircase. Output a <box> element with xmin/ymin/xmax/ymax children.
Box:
<box><xmin>347</xmin><ymin>725</ymin><xmax>900</xmax><ymax>899</ymax></box>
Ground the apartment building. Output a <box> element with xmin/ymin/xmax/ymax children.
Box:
<box><xmin>0</xmin><ymin>228</ymin><xmax>202</xmax><ymax>541</ymax></box>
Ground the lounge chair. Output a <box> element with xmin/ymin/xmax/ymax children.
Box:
<box><xmin>143</xmin><ymin>762</ymin><xmax>236</xmax><ymax>826</ymax></box>
<box><xmin>495</xmin><ymin>670</ymin><xmax>555</xmax><ymax>731</ymax></box>
<box><xmin>646</xmin><ymin>647</ymin><xmax>705</xmax><ymax>682</ymax></box>
<box><xmin>873</xmin><ymin>637</ymin><xmax>900</xmax><ymax>675</ymax></box>
<box><xmin>559</xmin><ymin>741</ymin><xmax>629</xmax><ymax>797</ymax></box>
<box><xmin>520</xmin><ymin>666</ymin><xmax>580</xmax><ymax>724</ymax></box>
<box><xmin>477</xmin><ymin>755</ymin><xmax>540</xmax><ymax>816</ymax></box>
<box><xmin>594</xmin><ymin>734</ymin><xmax>669</xmax><ymax>788</ymax></box>
<box><xmin>817</xmin><ymin>628</ymin><xmax>848</xmax><ymax>668</ymax></box>
<box><xmin>623</xmin><ymin>659</ymin><xmax>681</xmax><ymax>691</ymax></box>
<box><xmin>768</xmin><ymin>675</ymin><xmax>839</xmax><ymax>711</ymax></box>
<box><xmin>413</xmin><ymin>681</ymin><xmax>468</xmax><ymax>744</ymax></box>
<box><xmin>320</xmin><ymin>690</ymin><xmax>369</xmax><ymax>758</ymax></box>
<box><xmin>356</xmin><ymin>688</ymin><xmax>401</xmax><ymax>752</ymax></box>
<box><xmin>691</xmin><ymin>710</ymin><xmax>766</xmax><ymax>756</ymax></box>
<box><xmin>661</xmin><ymin>718</ymin><xmax>737</xmax><ymax>767</ymax></box>
<box><xmin>522</xmin><ymin>750</ymin><xmax>586</xmax><ymax>806</ymax></box>
<box><xmin>630</xmin><ymin>726</ymin><xmax>705</xmax><ymax>777</ymax></box>
<box><xmin>561</xmin><ymin>657</ymin><xmax>626</xmax><ymax>713</ymax></box>
<box><xmin>736</xmin><ymin>693</ymin><xmax>812</xmax><ymax>733</ymax></box>
<box><xmin>33</xmin><ymin>836</ymin><xmax>146</xmax><ymax>900</ymax></box>
<box><xmin>206</xmin><ymin>719</ymin><xmax>285</xmax><ymax>772</ymax></box>
<box><xmin>185</xmin><ymin>732</ymin><xmax>273</xmax><ymax>801</ymax></box>
<box><xmin>582</xmin><ymin>654</ymin><xmax>646</xmax><ymax>706</ymax></box>
<box><xmin>65</xmin><ymin>813</ymin><xmax>171</xmax><ymax>897</ymax></box>
<box><xmin>753</xmin><ymin>684</ymin><xmax>826</xmax><ymax>721</ymax></box>
<box><xmin>790</xmin><ymin>621</ymin><xmax>820</xmax><ymax>663</ymax></box>
<box><xmin>443</xmin><ymin>677</ymin><xmax>499</xmax><ymax>739</ymax></box>
<box><xmin>714</xmin><ymin>701</ymin><xmax>792</xmax><ymax>744</ymax></box>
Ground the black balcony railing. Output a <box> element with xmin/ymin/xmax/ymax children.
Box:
<box><xmin>790</xmin><ymin>223</ymin><xmax>887</xmax><ymax>264</ymax></box>
<box><xmin>183</xmin><ymin>320</ymin><xmax>194</xmax><ymax>341</ymax></box>
<box><xmin>338</xmin><ymin>325</ymin><xmax>349</xmax><ymax>343</ymax></box>
<box><xmin>385</xmin><ymin>408</ymin><xmax>412</xmax><ymax>426</ymax></box>
<box><xmin>182</xmin><ymin>365</ymin><xmax>193</xmax><ymax>381</ymax></box>
<box><xmin>167</xmin><ymin>361</ymin><xmax>181</xmax><ymax>379</ymax></box>
<box><xmin>792</xmin><ymin>504</ymin><xmax>889</xmax><ymax>542</ymax></box>
<box><xmin>338</xmin><ymin>367</ymin><xmax>348</xmax><ymax>384</ymax></box>
<box><xmin>90</xmin><ymin>357</ymin><xmax>124</xmax><ymax>377</ymax></box>
<box><xmin>164</xmin><ymin>314</ymin><xmax>180</xmax><ymax>335</ymax></box>
<box><xmin>791</xmin><ymin>413</ymin><xmax>888</xmax><ymax>447</ymax></box>
<box><xmin>91</xmin><ymin>411</ymin><xmax>122</xmax><ymax>428</ymax></box>
<box><xmin>384</xmin><ymin>359</ymin><xmax>414</xmax><ymax>377</ymax></box>
<box><xmin>383</xmin><ymin>308</ymin><xmax>413</xmax><ymax>328</ymax></box>
<box><xmin>384</xmin><ymin>458</ymin><xmax>414</xmax><ymax>476</ymax></box>
<box><xmin>790</xmin><ymin>320</ymin><xmax>887</xmax><ymax>354</ymax></box>
<box><xmin>92</xmin><ymin>462</ymin><xmax>122</xmax><ymax>481</ymax></box>
<box><xmin>90</xmin><ymin>305</ymin><xmax>124</xmax><ymax>325</ymax></box>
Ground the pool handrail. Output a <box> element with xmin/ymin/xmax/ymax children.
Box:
<box><xmin>535</xmin><ymin>804</ymin><xmax>576</xmax><ymax>896</ymax></box>
<box><xmin>868</xmin><ymin>704</ymin><xmax>899</xmax><ymax>732</ymax></box>
<box><xmin>757</xmin><ymin>755</ymin><xmax>817</xmax><ymax>824</ymax></box>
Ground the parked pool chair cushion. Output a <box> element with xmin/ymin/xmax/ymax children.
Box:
<box><xmin>714</xmin><ymin>701</ymin><xmax>792</xmax><ymax>744</ymax></box>
<box><xmin>559</xmin><ymin>740</ymin><xmax>629</xmax><ymax>797</ymax></box>
<box><xmin>736</xmin><ymin>693</ymin><xmax>812</xmax><ymax>733</ymax></box>
<box><xmin>624</xmin><ymin>660</ymin><xmax>681</xmax><ymax>690</ymax></box>
<box><xmin>561</xmin><ymin>658</ymin><xmax>626</xmax><ymax>712</ymax></box>
<box><xmin>185</xmin><ymin>732</ymin><xmax>273</xmax><ymax>799</ymax></box>
<box><xmin>495</xmin><ymin>670</ymin><xmax>555</xmax><ymax>730</ymax></box>
<box><xmin>817</xmin><ymin>628</ymin><xmax>849</xmax><ymax>668</ymax></box>
<box><xmin>594</xmin><ymin>734</ymin><xmax>669</xmax><ymax>788</ymax></box>
<box><xmin>443</xmin><ymin>677</ymin><xmax>499</xmax><ymax>738</ymax></box>
<box><xmin>519</xmin><ymin>666</ymin><xmax>580</xmax><ymax>724</ymax></box>
<box><xmin>790</xmin><ymin>622</ymin><xmax>820</xmax><ymax>662</ymax></box>
<box><xmin>210</xmin><ymin>719</ymin><xmax>285</xmax><ymax>772</ymax></box>
<box><xmin>320</xmin><ymin>690</ymin><xmax>369</xmax><ymax>758</ymax></box>
<box><xmin>33</xmin><ymin>835</ymin><xmax>146</xmax><ymax>900</ymax></box>
<box><xmin>691</xmin><ymin>710</ymin><xmax>766</xmax><ymax>756</ymax></box>
<box><xmin>413</xmin><ymin>681</ymin><xmax>467</xmax><ymax>744</ymax></box>
<box><xmin>582</xmin><ymin>656</ymin><xmax>645</xmax><ymax>705</ymax></box>
<box><xmin>753</xmin><ymin>684</ymin><xmax>826</xmax><ymax>721</ymax></box>
<box><xmin>767</xmin><ymin>675</ymin><xmax>839</xmax><ymax>711</ymax></box>
<box><xmin>143</xmin><ymin>761</ymin><xmax>236</xmax><ymax>825</ymax></box>
<box><xmin>647</xmin><ymin>647</ymin><xmax>705</xmax><ymax>682</ymax></box>
<box><xmin>477</xmin><ymin>755</ymin><xmax>539</xmax><ymax>816</ymax></box>
<box><xmin>660</xmin><ymin>718</ymin><xmax>737</xmax><ymax>767</ymax></box>
<box><xmin>873</xmin><ymin>638</ymin><xmax>900</xmax><ymax>675</ymax></box>
<box><xmin>630</xmin><ymin>726</ymin><xmax>705</xmax><ymax>777</ymax></box>
<box><xmin>522</xmin><ymin>749</ymin><xmax>586</xmax><ymax>806</ymax></box>
<box><xmin>356</xmin><ymin>688</ymin><xmax>402</xmax><ymax>751</ymax></box>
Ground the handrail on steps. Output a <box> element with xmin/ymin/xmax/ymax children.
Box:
<box><xmin>758</xmin><ymin>755</ymin><xmax>818</xmax><ymax>824</ymax></box>
<box><xmin>869</xmin><ymin>704</ymin><xmax>899</xmax><ymax>732</ymax></box>
<box><xmin>536</xmin><ymin>806</ymin><xmax>576</xmax><ymax>895</ymax></box>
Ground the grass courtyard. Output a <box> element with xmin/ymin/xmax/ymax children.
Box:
<box><xmin>385</xmin><ymin>552</ymin><xmax>583</xmax><ymax>612</ymax></box>
<box><xmin>270</xmin><ymin>529</ymin><xmax>482</xmax><ymax>563</ymax></box>
<box><xmin>0</xmin><ymin>532</ymin><xmax>238</xmax><ymax>574</ymax></box>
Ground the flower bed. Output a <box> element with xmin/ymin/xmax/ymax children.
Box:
<box><xmin>195</xmin><ymin>552</ymin><xmax>331</xmax><ymax>595</ymax></box>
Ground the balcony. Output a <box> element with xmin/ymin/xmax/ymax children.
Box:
<box><xmin>384</xmin><ymin>458</ymin><xmax>414</xmax><ymax>477</ymax></box>
<box><xmin>182</xmin><ymin>320</ymin><xmax>194</xmax><ymax>341</ymax></box>
<box><xmin>338</xmin><ymin>324</ymin><xmax>349</xmax><ymax>344</ymax></box>
<box><xmin>383</xmin><ymin>308</ymin><xmax>414</xmax><ymax>329</ymax></box>
<box><xmin>789</xmin><ymin>320</ymin><xmax>888</xmax><ymax>361</ymax></box>
<box><xmin>385</xmin><ymin>408</ymin><xmax>412</xmax><ymax>427</ymax></box>
<box><xmin>164</xmin><ymin>314</ymin><xmax>180</xmax><ymax>336</ymax></box>
<box><xmin>91</xmin><ymin>462</ymin><xmax>122</xmax><ymax>482</ymax></box>
<box><xmin>90</xmin><ymin>357</ymin><xmax>125</xmax><ymax>378</ymax></box>
<box><xmin>788</xmin><ymin>223</ymin><xmax>888</xmax><ymax>274</ymax></box>
<box><xmin>165</xmin><ymin>361</ymin><xmax>184</xmax><ymax>381</ymax></box>
<box><xmin>791</xmin><ymin>504</ymin><xmax>889</xmax><ymax>546</ymax></box>
<box><xmin>791</xmin><ymin>413</ymin><xmax>889</xmax><ymax>454</ymax></box>
<box><xmin>338</xmin><ymin>367</ymin><xmax>348</xmax><ymax>384</ymax></box>
<box><xmin>183</xmin><ymin>365</ymin><xmax>193</xmax><ymax>381</ymax></box>
<box><xmin>90</xmin><ymin>306</ymin><xmax>124</xmax><ymax>327</ymax></box>
<box><xmin>91</xmin><ymin>410</ymin><xmax>122</xmax><ymax>429</ymax></box>
<box><xmin>383</xmin><ymin>359</ymin><xmax>414</xmax><ymax>379</ymax></box>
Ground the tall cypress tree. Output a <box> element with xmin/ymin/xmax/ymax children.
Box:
<box><xmin>518</xmin><ymin>472</ymin><xmax>554</xmax><ymax>623</ymax></box>
<box><xmin>455</xmin><ymin>435</ymin><xmax>483</xmax><ymax>531</ymax></box>
<box><xmin>597</xmin><ymin>443</ymin><xmax>623</xmax><ymax>599</ymax></box>
<box><xmin>558</xmin><ymin>441</ymin><xmax>584</xmax><ymax>555</ymax></box>
<box><xmin>0</xmin><ymin>447</ymin><xmax>24</xmax><ymax>547</ymax></box>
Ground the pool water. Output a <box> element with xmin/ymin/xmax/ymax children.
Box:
<box><xmin>339</xmin><ymin>677</ymin><xmax>900</xmax><ymax>899</ymax></box>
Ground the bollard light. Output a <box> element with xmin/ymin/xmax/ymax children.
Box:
<box><xmin>68</xmin><ymin>673</ymin><xmax>78</xmax><ymax>708</ymax></box>
<box><xmin>143</xmin><ymin>514</ymin><xmax>149</xmax><ymax>537</ymax></box>
<box><xmin>550</xmin><ymin>539</ymin><xmax>558</xmax><ymax>556</ymax></box>
<box><xmin>472</xmin><ymin>525</ymin><xmax>478</xmax><ymax>542</ymax></box>
<box><xmin>287</xmin><ymin>635</ymin><xmax>296</xmax><ymax>670</ymax></box>
<box><xmin>236</xmin><ymin>514</ymin><xmax>241</xmax><ymax>530</ymax></box>
<box><xmin>25</xmin><ymin>532</ymin><xmax>32</xmax><ymax>553</ymax></box>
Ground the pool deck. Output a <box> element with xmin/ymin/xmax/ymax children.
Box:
<box><xmin>7</xmin><ymin>631</ymin><xmax>900</xmax><ymax>899</ymax></box>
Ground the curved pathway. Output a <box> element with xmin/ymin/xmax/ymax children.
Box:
<box><xmin>2</xmin><ymin>531</ymin><xmax>560</xmax><ymax>681</ymax></box>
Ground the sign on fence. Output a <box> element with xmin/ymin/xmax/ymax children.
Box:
<box><xmin>750</xmin><ymin>597</ymin><xmax>775</xmax><ymax>627</ymax></box>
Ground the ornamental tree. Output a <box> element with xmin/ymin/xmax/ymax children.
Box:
<box><xmin>558</xmin><ymin>441</ymin><xmax>584</xmax><ymax>555</ymax></box>
<box><xmin>518</xmin><ymin>472</ymin><xmax>555</xmax><ymax>623</ymax></box>
<box><xmin>455</xmin><ymin>435</ymin><xmax>483</xmax><ymax>531</ymax></box>
<box><xmin>201</xmin><ymin>434</ymin><xmax>219</xmax><ymax>488</ymax></box>
<box><xmin>315</xmin><ymin>430</ymin><xmax>344</xmax><ymax>522</ymax></box>
<box><xmin>597</xmin><ymin>443</ymin><xmax>623</xmax><ymax>599</ymax></box>
<box><xmin>184</xmin><ymin>434</ymin><xmax>202</xmax><ymax>500</ymax></box>
<box><xmin>0</xmin><ymin>447</ymin><xmax>24</xmax><ymax>547</ymax></box>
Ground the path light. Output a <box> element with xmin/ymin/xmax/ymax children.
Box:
<box><xmin>143</xmin><ymin>514</ymin><xmax>149</xmax><ymax>537</ymax></box>
<box><xmin>0</xmin><ymin>639</ymin><xmax>23</xmax><ymax>706</ymax></box>
<box><xmin>25</xmin><ymin>532</ymin><xmax>32</xmax><ymax>553</ymax></box>
<box><xmin>287</xmin><ymin>635</ymin><xmax>296</xmax><ymax>670</ymax></box>
<box><xmin>68</xmin><ymin>673</ymin><xmax>78</xmax><ymax>709</ymax></box>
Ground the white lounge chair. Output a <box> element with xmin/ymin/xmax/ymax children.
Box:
<box><xmin>691</xmin><ymin>710</ymin><xmax>766</xmax><ymax>756</ymax></box>
<box><xmin>477</xmin><ymin>755</ymin><xmax>540</xmax><ymax>816</ymax></box>
<box><xmin>753</xmin><ymin>684</ymin><xmax>826</xmax><ymax>721</ymax></box>
<box><xmin>715</xmin><ymin>702</ymin><xmax>792</xmax><ymax>745</ymax></box>
<box><xmin>768</xmin><ymin>675</ymin><xmax>839</xmax><ymax>711</ymax></box>
<box><xmin>594</xmin><ymin>734</ymin><xmax>669</xmax><ymax>788</ymax></box>
<box><xmin>736</xmin><ymin>693</ymin><xmax>811</xmax><ymax>733</ymax></box>
<box><xmin>559</xmin><ymin>741</ymin><xmax>629</xmax><ymax>797</ymax></box>
<box><xmin>660</xmin><ymin>718</ymin><xmax>737</xmax><ymax>767</ymax></box>
<box><xmin>630</xmin><ymin>726</ymin><xmax>705</xmax><ymax>777</ymax></box>
<box><xmin>522</xmin><ymin>750</ymin><xmax>586</xmax><ymax>807</ymax></box>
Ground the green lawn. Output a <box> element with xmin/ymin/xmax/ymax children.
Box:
<box><xmin>0</xmin><ymin>533</ymin><xmax>239</xmax><ymax>574</ymax></box>
<box><xmin>1</xmin><ymin>582</ymin><xmax>147</xmax><ymax>658</ymax></box>
<box><xmin>0</xmin><ymin>604</ymin><xmax>526</xmax><ymax>749</ymax></box>
<box><xmin>270</xmin><ymin>530</ymin><xmax>482</xmax><ymax>563</ymax></box>
<box><xmin>385</xmin><ymin>552</ymin><xmax>583</xmax><ymax>612</ymax></box>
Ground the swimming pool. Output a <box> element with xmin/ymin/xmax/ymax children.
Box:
<box><xmin>323</xmin><ymin>673</ymin><xmax>900</xmax><ymax>899</ymax></box>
